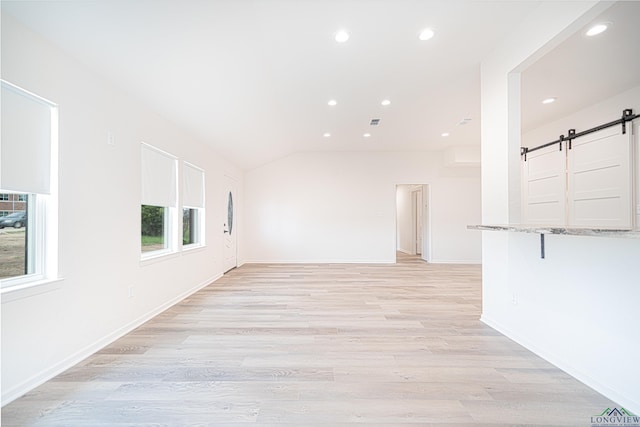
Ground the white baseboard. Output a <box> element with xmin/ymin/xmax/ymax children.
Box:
<box><xmin>240</xmin><ymin>259</ymin><xmax>480</xmax><ymax>265</ymax></box>
<box><xmin>1</xmin><ymin>272</ymin><xmax>222</xmax><ymax>406</ymax></box>
<box><xmin>429</xmin><ymin>259</ymin><xmax>482</xmax><ymax>264</ymax></box>
<box><xmin>481</xmin><ymin>315</ymin><xmax>640</xmax><ymax>415</ymax></box>
<box><xmin>243</xmin><ymin>259</ymin><xmax>396</xmax><ymax>264</ymax></box>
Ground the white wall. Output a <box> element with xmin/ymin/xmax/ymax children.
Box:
<box><xmin>0</xmin><ymin>15</ymin><xmax>242</xmax><ymax>404</ymax></box>
<box><xmin>481</xmin><ymin>1</ymin><xmax>640</xmax><ymax>413</ymax></box>
<box><xmin>522</xmin><ymin>86</ymin><xmax>640</xmax><ymax>151</ymax></box>
<box><xmin>243</xmin><ymin>151</ymin><xmax>481</xmax><ymax>264</ymax></box>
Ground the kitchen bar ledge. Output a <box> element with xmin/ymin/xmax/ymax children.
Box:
<box><xmin>467</xmin><ymin>224</ymin><xmax>640</xmax><ymax>238</ymax></box>
<box><xmin>467</xmin><ymin>224</ymin><xmax>640</xmax><ymax>258</ymax></box>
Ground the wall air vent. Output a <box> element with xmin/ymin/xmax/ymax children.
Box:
<box><xmin>370</xmin><ymin>118</ymin><xmax>381</xmax><ymax>126</ymax></box>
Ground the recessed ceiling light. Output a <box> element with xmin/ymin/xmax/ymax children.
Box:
<box><xmin>542</xmin><ymin>97</ymin><xmax>557</xmax><ymax>104</ymax></box>
<box><xmin>586</xmin><ymin>23</ymin><xmax>609</xmax><ymax>37</ymax></box>
<box><xmin>441</xmin><ymin>132</ymin><xmax>450</xmax><ymax>137</ymax></box>
<box><xmin>418</xmin><ymin>28</ymin><xmax>435</xmax><ymax>41</ymax></box>
<box><xmin>381</xmin><ymin>99</ymin><xmax>391</xmax><ymax>106</ymax></box>
<box><xmin>328</xmin><ymin>99</ymin><xmax>337</xmax><ymax>106</ymax></box>
<box><xmin>363</xmin><ymin>133</ymin><xmax>371</xmax><ymax>138</ymax></box>
<box><xmin>323</xmin><ymin>133</ymin><xmax>331</xmax><ymax>138</ymax></box>
<box><xmin>335</xmin><ymin>30</ymin><xmax>349</xmax><ymax>43</ymax></box>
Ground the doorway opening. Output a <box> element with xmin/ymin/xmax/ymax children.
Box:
<box><xmin>395</xmin><ymin>184</ymin><xmax>431</xmax><ymax>263</ymax></box>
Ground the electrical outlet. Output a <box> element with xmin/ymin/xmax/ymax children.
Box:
<box><xmin>128</xmin><ymin>285</ymin><xmax>134</xmax><ymax>298</ymax></box>
<box><xmin>511</xmin><ymin>293</ymin><xmax>518</xmax><ymax>305</ymax></box>
<box><xmin>107</xmin><ymin>131</ymin><xmax>115</xmax><ymax>146</ymax></box>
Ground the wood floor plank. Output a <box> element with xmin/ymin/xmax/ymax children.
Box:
<box><xmin>1</xmin><ymin>253</ymin><xmax>617</xmax><ymax>425</ymax></box>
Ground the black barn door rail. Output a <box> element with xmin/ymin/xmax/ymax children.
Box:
<box><xmin>521</xmin><ymin>109</ymin><xmax>639</xmax><ymax>161</ymax></box>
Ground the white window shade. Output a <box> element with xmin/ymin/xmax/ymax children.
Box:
<box><xmin>1</xmin><ymin>81</ymin><xmax>53</xmax><ymax>194</ymax></box>
<box><xmin>141</xmin><ymin>143</ymin><xmax>177</xmax><ymax>207</ymax></box>
<box><xmin>183</xmin><ymin>162</ymin><xmax>204</xmax><ymax>208</ymax></box>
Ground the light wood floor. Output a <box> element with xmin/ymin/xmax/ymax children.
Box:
<box><xmin>2</xmin><ymin>253</ymin><xmax>614</xmax><ymax>426</ymax></box>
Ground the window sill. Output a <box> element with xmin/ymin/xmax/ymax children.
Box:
<box><xmin>182</xmin><ymin>243</ymin><xmax>206</xmax><ymax>253</ymax></box>
<box><xmin>1</xmin><ymin>277</ymin><xmax>64</xmax><ymax>304</ymax></box>
<box><xmin>140</xmin><ymin>250</ymin><xmax>180</xmax><ymax>267</ymax></box>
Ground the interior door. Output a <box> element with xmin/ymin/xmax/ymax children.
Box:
<box><xmin>412</xmin><ymin>189</ymin><xmax>423</xmax><ymax>255</ymax></box>
<box><xmin>568</xmin><ymin>126</ymin><xmax>632</xmax><ymax>227</ymax></box>
<box><xmin>222</xmin><ymin>176</ymin><xmax>237</xmax><ymax>273</ymax></box>
<box><xmin>421</xmin><ymin>184</ymin><xmax>431</xmax><ymax>262</ymax></box>
<box><xmin>522</xmin><ymin>144</ymin><xmax>566</xmax><ymax>224</ymax></box>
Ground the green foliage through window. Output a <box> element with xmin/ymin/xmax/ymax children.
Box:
<box><xmin>141</xmin><ymin>205</ymin><xmax>165</xmax><ymax>252</ymax></box>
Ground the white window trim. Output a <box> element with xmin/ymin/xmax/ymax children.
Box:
<box><xmin>0</xmin><ymin>87</ymin><xmax>59</xmax><ymax>294</ymax></box>
<box><xmin>1</xmin><ymin>277</ymin><xmax>64</xmax><ymax>304</ymax></box>
<box><xmin>0</xmin><ymin>193</ymin><xmax>57</xmax><ymax>290</ymax></box>
<box><xmin>140</xmin><ymin>205</ymin><xmax>179</xmax><ymax>261</ymax></box>
<box><xmin>181</xmin><ymin>161</ymin><xmax>205</xmax><ymax>251</ymax></box>
<box><xmin>181</xmin><ymin>206</ymin><xmax>205</xmax><ymax>251</ymax></box>
<box><xmin>140</xmin><ymin>142</ymin><xmax>179</xmax><ymax>261</ymax></box>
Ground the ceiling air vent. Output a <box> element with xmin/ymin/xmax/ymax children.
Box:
<box><xmin>370</xmin><ymin>118</ymin><xmax>381</xmax><ymax>126</ymax></box>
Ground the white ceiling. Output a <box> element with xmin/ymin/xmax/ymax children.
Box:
<box><xmin>521</xmin><ymin>1</ymin><xmax>640</xmax><ymax>133</ymax></box>
<box><xmin>5</xmin><ymin>0</ymin><xmax>636</xmax><ymax>170</ymax></box>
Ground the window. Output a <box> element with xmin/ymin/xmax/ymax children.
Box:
<box><xmin>182</xmin><ymin>208</ymin><xmax>198</xmax><ymax>245</ymax></box>
<box><xmin>0</xmin><ymin>211</ymin><xmax>9</xmax><ymax>217</ymax></box>
<box><xmin>182</xmin><ymin>162</ymin><xmax>205</xmax><ymax>248</ymax></box>
<box><xmin>141</xmin><ymin>143</ymin><xmax>177</xmax><ymax>258</ymax></box>
<box><xmin>141</xmin><ymin>205</ymin><xmax>167</xmax><ymax>252</ymax></box>
<box><xmin>0</xmin><ymin>193</ymin><xmax>33</xmax><ymax>280</ymax></box>
<box><xmin>0</xmin><ymin>80</ymin><xmax>58</xmax><ymax>288</ymax></box>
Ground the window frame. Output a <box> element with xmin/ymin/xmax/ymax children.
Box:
<box><xmin>1</xmin><ymin>193</ymin><xmax>53</xmax><ymax>289</ymax></box>
<box><xmin>0</xmin><ymin>80</ymin><xmax>58</xmax><ymax>293</ymax></box>
<box><xmin>181</xmin><ymin>161</ymin><xmax>205</xmax><ymax>251</ymax></box>
<box><xmin>140</xmin><ymin>204</ymin><xmax>174</xmax><ymax>257</ymax></box>
<box><xmin>181</xmin><ymin>206</ymin><xmax>203</xmax><ymax>250</ymax></box>
<box><xmin>140</xmin><ymin>142</ymin><xmax>178</xmax><ymax>261</ymax></box>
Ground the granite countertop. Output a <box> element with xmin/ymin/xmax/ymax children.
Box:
<box><xmin>467</xmin><ymin>224</ymin><xmax>640</xmax><ymax>238</ymax></box>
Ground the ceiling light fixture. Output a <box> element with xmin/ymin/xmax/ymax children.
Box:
<box><xmin>381</xmin><ymin>99</ymin><xmax>391</xmax><ymax>106</ymax></box>
<box><xmin>335</xmin><ymin>30</ymin><xmax>350</xmax><ymax>43</ymax></box>
<box><xmin>586</xmin><ymin>23</ymin><xmax>609</xmax><ymax>37</ymax></box>
<box><xmin>441</xmin><ymin>132</ymin><xmax>450</xmax><ymax>137</ymax></box>
<box><xmin>542</xmin><ymin>97</ymin><xmax>557</xmax><ymax>104</ymax></box>
<box><xmin>418</xmin><ymin>28</ymin><xmax>435</xmax><ymax>41</ymax></box>
<box><xmin>363</xmin><ymin>133</ymin><xmax>371</xmax><ymax>138</ymax></box>
<box><xmin>323</xmin><ymin>133</ymin><xmax>331</xmax><ymax>138</ymax></box>
<box><xmin>328</xmin><ymin>99</ymin><xmax>337</xmax><ymax>106</ymax></box>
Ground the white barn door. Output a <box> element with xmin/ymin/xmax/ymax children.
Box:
<box><xmin>522</xmin><ymin>145</ymin><xmax>566</xmax><ymax>224</ymax></box>
<box><xmin>567</xmin><ymin>126</ymin><xmax>632</xmax><ymax>228</ymax></box>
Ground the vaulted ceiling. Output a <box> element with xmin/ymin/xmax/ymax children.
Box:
<box><xmin>3</xmin><ymin>1</ymin><xmax>638</xmax><ymax>170</ymax></box>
